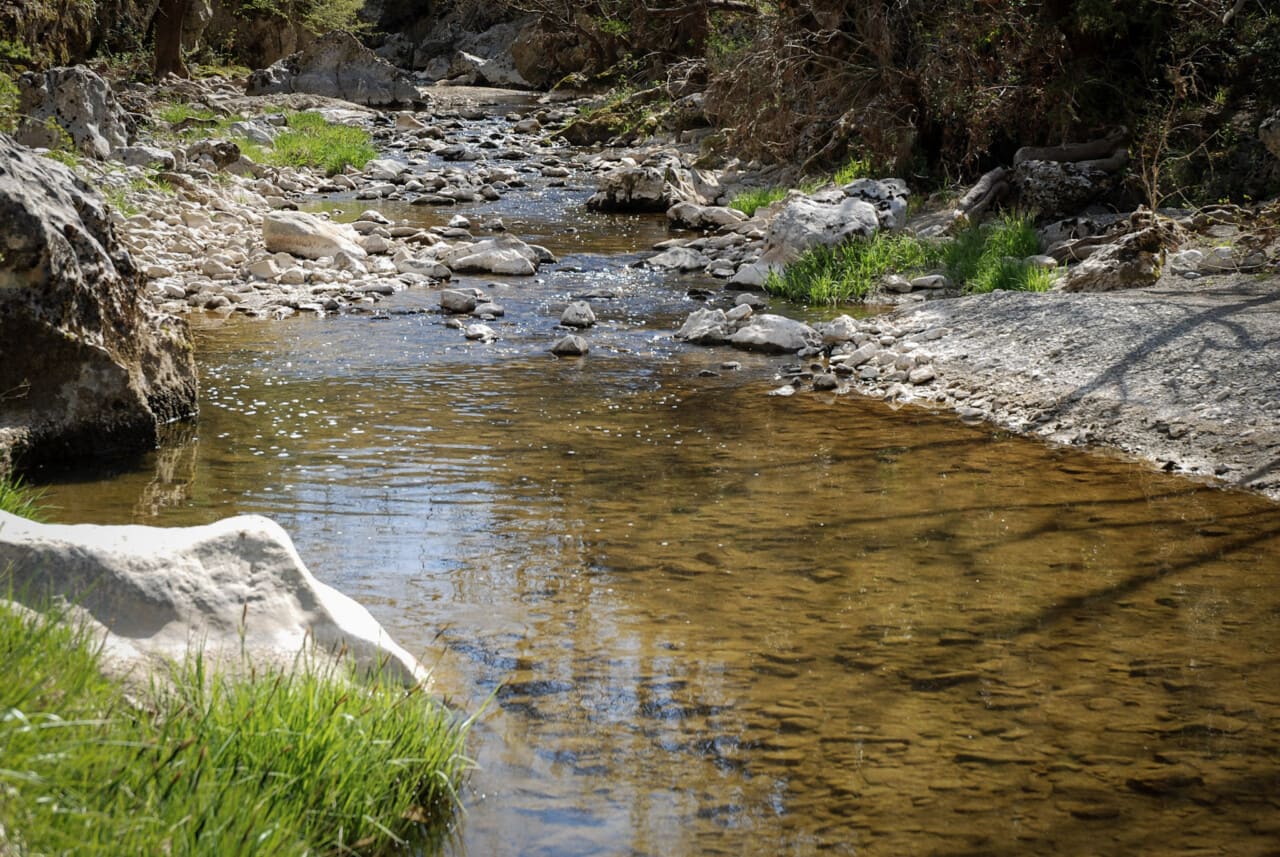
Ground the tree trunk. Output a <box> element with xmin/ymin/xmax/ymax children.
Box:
<box><xmin>153</xmin><ymin>0</ymin><xmax>190</xmax><ymax>79</ymax></box>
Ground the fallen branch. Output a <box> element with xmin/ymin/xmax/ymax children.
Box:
<box><xmin>1013</xmin><ymin>127</ymin><xmax>1129</xmax><ymax>166</ymax></box>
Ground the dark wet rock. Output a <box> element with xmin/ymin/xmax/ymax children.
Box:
<box><xmin>0</xmin><ymin>136</ymin><xmax>197</xmax><ymax>472</ymax></box>
<box><xmin>246</xmin><ymin>31</ymin><xmax>421</xmax><ymax>107</ymax></box>
<box><xmin>15</xmin><ymin>66</ymin><xmax>131</xmax><ymax>159</ymax></box>
<box><xmin>1013</xmin><ymin>159</ymin><xmax>1121</xmax><ymax>219</ymax></box>
<box><xmin>813</xmin><ymin>374</ymin><xmax>840</xmax><ymax>391</ymax></box>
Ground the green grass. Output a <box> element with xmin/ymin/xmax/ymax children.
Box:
<box><xmin>0</xmin><ymin>608</ymin><xmax>474</xmax><ymax>855</ymax></box>
<box><xmin>942</xmin><ymin>214</ymin><xmax>1052</xmax><ymax>293</ymax></box>
<box><xmin>765</xmin><ymin>232</ymin><xmax>942</xmax><ymax>304</ymax></box>
<box><xmin>729</xmin><ymin>186</ymin><xmax>789</xmax><ymax>217</ymax></box>
<box><xmin>237</xmin><ymin>112</ymin><xmax>377</xmax><ymax>176</ymax></box>
<box><xmin>0</xmin><ymin>474</ymin><xmax>46</xmax><ymax>520</ymax></box>
<box><xmin>156</xmin><ymin>102</ymin><xmax>224</xmax><ymax>126</ymax></box>
<box><xmin>831</xmin><ymin>156</ymin><xmax>874</xmax><ymax>185</ymax></box>
<box><xmin>0</xmin><ymin>477</ymin><xmax>472</xmax><ymax>855</ymax></box>
<box><xmin>765</xmin><ymin>213</ymin><xmax>1052</xmax><ymax>305</ymax></box>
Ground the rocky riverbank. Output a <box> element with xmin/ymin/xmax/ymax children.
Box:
<box><xmin>8</xmin><ymin>61</ymin><xmax>1279</xmax><ymax>505</ymax></box>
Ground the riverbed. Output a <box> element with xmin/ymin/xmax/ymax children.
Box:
<box><xmin>42</xmin><ymin>102</ymin><xmax>1280</xmax><ymax>856</ymax></box>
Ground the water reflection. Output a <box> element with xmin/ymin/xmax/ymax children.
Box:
<box><xmin>44</xmin><ymin>306</ymin><xmax>1280</xmax><ymax>856</ymax></box>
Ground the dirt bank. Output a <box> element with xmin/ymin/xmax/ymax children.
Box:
<box><xmin>880</xmin><ymin>274</ymin><xmax>1280</xmax><ymax>500</ymax></box>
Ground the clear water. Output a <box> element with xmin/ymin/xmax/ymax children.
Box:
<box><xmin>40</xmin><ymin>153</ymin><xmax>1280</xmax><ymax>856</ymax></box>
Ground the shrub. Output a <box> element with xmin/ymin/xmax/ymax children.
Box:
<box><xmin>0</xmin><ymin>71</ymin><xmax>18</xmax><ymax>135</ymax></box>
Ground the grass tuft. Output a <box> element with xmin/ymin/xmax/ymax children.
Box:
<box><xmin>729</xmin><ymin>186</ymin><xmax>788</xmax><ymax>217</ymax></box>
<box><xmin>237</xmin><ymin>112</ymin><xmax>377</xmax><ymax>176</ymax></box>
<box><xmin>765</xmin><ymin>233</ymin><xmax>941</xmax><ymax>304</ymax></box>
<box><xmin>943</xmin><ymin>214</ymin><xmax>1050</xmax><ymax>293</ymax></box>
<box><xmin>766</xmin><ymin>213</ymin><xmax>1051</xmax><ymax>305</ymax></box>
<box><xmin>0</xmin><ymin>603</ymin><xmax>474</xmax><ymax>855</ymax></box>
<box><xmin>0</xmin><ymin>474</ymin><xmax>47</xmax><ymax>521</ymax></box>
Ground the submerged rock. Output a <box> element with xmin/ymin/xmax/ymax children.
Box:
<box><xmin>0</xmin><ymin>511</ymin><xmax>427</xmax><ymax>685</ymax></box>
<box><xmin>551</xmin><ymin>334</ymin><xmax>589</xmax><ymax>356</ymax></box>
<box><xmin>0</xmin><ymin>136</ymin><xmax>197</xmax><ymax>471</ymax></box>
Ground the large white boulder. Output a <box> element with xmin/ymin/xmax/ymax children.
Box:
<box><xmin>263</xmin><ymin>211</ymin><xmax>367</xmax><ymax>260</ymax></box>
<box><xmin>0</xmin><ymin>136</ymin><xmax>197</xmax><ymax>473</ymax></box>
<box><xmin>0</xmin><ymin>511</ymin><xmax>428</xmax><ymax>685</ymax></box>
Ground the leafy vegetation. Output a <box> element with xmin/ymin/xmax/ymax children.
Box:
<box><xmin>237</xmin><ymin>111</ymin><xmax>377</xmax><ymax>176</ymax></box>
<box><xmin>0</xmin><ymin>599</ymin><xmax>473</xmax><ymax>856</ymax></box>
<box><xmin>765</xmin><ymin>214</ymin><xmax>1051</xmax><ymax>305</ymax></box>
<box><xmin>0</xmin><ymin>70</ymin><xmax>18</xmax><ymax>134</ymax></box>
<box><xmin>237</xmin><ymin>0</ymin><xmax>370</xmax><ymax>34</ymax></box>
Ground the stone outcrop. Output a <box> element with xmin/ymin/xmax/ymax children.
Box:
<box><xmin>1014</xmin><ymin>159</ymin><xmax>1122</xmax><ymax>220</ymax></box>
<box><xmin>676</xmin><ymin>306</ymin><xmax>821</xmax><ymax>354</ymax></box>
<box><xmin>246</xmin><ymin>31</ymin><xmax>421</xmax><ymax>107</ymax></box>
<box><xmin>14</xmin><ymin>66</ymin><xmax>131</xmax><ymax>159</ymax></box>
<box><xmin>0</xmin><ymin>135</ymin><xmax>197</xmax><ymax>473</ymax></box>
<box><xmin>0</xmin><ymin>511</ymin><xmax>428</xmax><ymax>685</ymax></box>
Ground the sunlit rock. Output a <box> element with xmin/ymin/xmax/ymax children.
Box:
<box><xmin>0</xmin><ymin>512</ymin><xmax>428</xmax><ymax>685</ymax></box>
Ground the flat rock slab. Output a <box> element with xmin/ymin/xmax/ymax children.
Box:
<box><xmin>888</xmin><ymin>277</ymin><xmax>1280</xmax><ymax>499</ymax></box>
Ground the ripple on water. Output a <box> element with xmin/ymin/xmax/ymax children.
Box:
<box><xmin>41</xmin><ymin>252</ymin><xmax>1280</xmax><ymax>856</ymax></box>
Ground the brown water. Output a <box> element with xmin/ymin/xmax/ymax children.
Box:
<box><xmin>41</xmin><ymin>146</ymin><xmax>1280</xmax><ymax>855</ymax></box>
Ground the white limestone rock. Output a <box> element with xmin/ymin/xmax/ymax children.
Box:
<box><xmin>263</xmin><ymin>211</ymin><xmax>367</xmax><ymax>261</ymax></box>
<box><xmin>0</xmin><ymin>511</ymin><xmax>428</xmax><ymax>685</ymax></box>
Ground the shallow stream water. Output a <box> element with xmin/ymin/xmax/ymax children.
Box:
<box><xmin>43</xmin><ymin>118</ymin><xmax>1280</xmax><ymax>855</ymax></box>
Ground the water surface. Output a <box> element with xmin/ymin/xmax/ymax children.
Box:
<box><xmin>42</xmin><ymin>148</ymin><xmax>1280</xmax><ymax>855</ymax></box>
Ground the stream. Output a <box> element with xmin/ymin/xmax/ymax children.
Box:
<box><xmin>42</xmin><ymin>103</ymin><xmax>1280</xmax><ymax>856</ymax></box>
